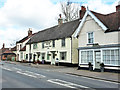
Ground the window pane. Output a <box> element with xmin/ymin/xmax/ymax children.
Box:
<box><xmin>52</xmin><ymin>40</ymin><xmax>55</xmax><ymax>47</ymax></box>
<box><xmin>88</xmin><ymin>32</ymin><xmax>94</xmax><ymax>44</ymax></box>
<box><xmin>62</xmin><ymin>39</ymin><xmax>65</xmax><ymax>47</ymax></box>
<box><xmin>60</xmin><ymin>52</ymin><xmax>66</xmax><ymax>60</ymax></box>
<box><xmin>42</xmin><ymin>42</ymin><xmax>44</xmax><ymax>48</ymax></box>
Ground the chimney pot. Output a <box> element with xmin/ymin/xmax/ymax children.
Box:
<box><xmin>79</xmin><ymin>6</ymin><xmax>86</xmax><ymax>19</ymax></box>
<box><xmin>116</xmin><ymin>1</ymin><xmax>120</xmax><ymax>11</ymax></box>
<box><xmin>81</xmin><ymin>6</ymin><xmax>86</xmax><ymax>11</ymax></box>
<box><xmin>2</xmin><ymin>43</ymin><xmax>5</xmax><ymax>49</ymax></box>
<box><xmin>58</xmin><ymin>14</ymin><xmax>63</xmax><ymax>26</ymax></box>
<box><xmin>28</xmin><ymin>28</ymin><xmax>32</xmax><ymax>36</ymax></box>
<box><xmin>59</xmin><ymin>14</ymin><xmax>61</xmax><ymax>18</ymax></box>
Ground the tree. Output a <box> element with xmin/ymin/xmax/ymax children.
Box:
<box><xmin>60</xmin><ymin>0</ymin><xmax>80</xmax><ymax>22</ymax></box>
<box><xmin>10</xmin><ymin>38</ymin><xmax>19</xmax><ymax>47</ymax></box>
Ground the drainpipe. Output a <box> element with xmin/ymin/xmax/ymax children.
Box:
<box><xmin>78</xmin><ymin>49</ymin><xmax>80</xmax><ymax>69</ymax></box>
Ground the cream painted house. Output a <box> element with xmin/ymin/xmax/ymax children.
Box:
<box><xmin>25</xmin><ymin>18</ymin><xmax>80</xmax><ymax>66</ymax></box>
<box><xmin>74</xmin><ymin>4</ymin><xmax>120</xmax><ymax>70</ymax></box>
<box><xmin>16</xmin><ymin>28</ymin><xmax>35</xmax><ymax>62</ymax></box>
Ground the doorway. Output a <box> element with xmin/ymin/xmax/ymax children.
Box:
<box><xmin>95</xmin><ymin>51</ymin><xmax>101</xmax><ymax>69</ymax></box>
<box><xmin>51</xmin><ymin>52</ymin><xmax>56</xmax><ymax>65</ymax></box>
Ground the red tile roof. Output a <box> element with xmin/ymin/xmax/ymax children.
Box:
<box><xmin>11</xmin><ymin>46</ymin><xmax>17</xmax><ymax>51</ymax></box>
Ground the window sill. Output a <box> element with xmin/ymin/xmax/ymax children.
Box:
<box><xmin>87</xmin><ymin>43</ymin><xmax>99</xmax><ymax>46</ymax></box>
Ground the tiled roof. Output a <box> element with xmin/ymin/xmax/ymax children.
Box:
<box><xmin>11</xmin><ymin>46</ymin><xmax>17</xmax><ymax>51</ymax></box>
<box><xmin>16</xmin><ymin>33</ymin><xmax>35</xmax><ymax>43</ymax></box>
<box><xmin>27</xmin><ymin>19</ymin><xmax>80</xmax><ymax>44</ymax></box>
<box><xmin>91</xmin><ymin>11</ymin><xmax>120</xmax><ymax>31</ymax></box>
<box><xmin>3</xmin><ymin>49</ymin><xmax>13</xmax><ymax>54</ymax></box>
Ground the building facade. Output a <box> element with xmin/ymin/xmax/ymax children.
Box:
<box><xmin>16</xmin><ymin>28</ymin><xmax>34</xmax><ymax>62</ymax></box>
<box><xmin>74</xmin><ymin>4</ymin><xmax>120</xmax><ymax>70</ymax></box>
<box><xmin>25</xmin><ymin>18</ymin><xmax>80</xmax><ymax>66</ymax></box>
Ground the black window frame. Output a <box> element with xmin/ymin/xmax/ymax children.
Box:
<box><xmin>61</xmin><ymin>38</ymin><xmax>65</xmax><ymax>47</ymax></box>
<box><xmin>52</xmin><ymin>40</ymin><xmax>55</xmax><ymax>47</ymax></box>
<box><xmin>42</xmin><ymin>42</ymin><xmax>44</xmax><ymax>48</ymax></box>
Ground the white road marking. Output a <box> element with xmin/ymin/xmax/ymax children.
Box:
<box><xmin>25</xmin><ymin>71</ymin><xmax>46</xmax><ymax>78</ymax></box>
<box><xmin>81</xmin><ymin>76</ymin><xmax>119</xmax><ymax>84</ymax></box>
<box><xmin>13</xmin><ymin>67</ymin><xmax>22</xmax><ymax>71</ymax></box>
<box><xmin>66</xmin><ymin>74</ymin><xmax>79</xmax><ymax>77</ymax></box>
<box><xmin>2</xmin><ymin>67</ymin><xmax>12</xmax><ymax>71</ymax></box>
<box><xmin>16</xmin><ymin>71</ymin><xmax>37</xmax><ymax>78</ymax></box>
<box><xmin>47</xmin><ymin>79</ymin><xmax>89</xmax><ymax>89</ymax></box>
<box><xmin>46</xmin><ymin>70</ymin><xmax>50</xmax><ymax>71</ymax></box>
<box><xmin>48</xmin><ymin>79</ymin><xmax>76</xmax><ymax>88</ymax></box>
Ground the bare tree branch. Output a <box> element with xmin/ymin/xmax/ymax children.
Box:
<box><xmin>60</xmin><ymin>0</ymin><xmax>80</xmax><ymax>22</ymax></box>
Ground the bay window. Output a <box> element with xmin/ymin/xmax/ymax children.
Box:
<box><xmin>103</xmin><ymin>49</ymin><xmax>120</xmax><ymax>66</ymax></box>
<box><xmin>81</xmin><ymin>51</ymin><xmax>93</xmax><ymax>64</ymax></box>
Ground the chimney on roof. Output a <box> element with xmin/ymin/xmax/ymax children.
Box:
<box><xmin>28</xmin><ymin>28</ymin><xmax>32</xmax><ymax>36</ymax></box>
<box><xmin>2</xmin><ymin>43</ymin><xmax>5</xmax><ymax>49</ymax></box>
<box><xmin>79</xmin><ymin>6</ymin><xmax>86</xmax><ymax>19</ymax></box>
<box><xmin>116</xmin><ymin>1</ymin><xmax>120</xmax><ymax>11</ymax></box>
<box><xmin>58</xmin><ymin>14</ymin><xmax>63</xmax><ymax>26</ymax></box>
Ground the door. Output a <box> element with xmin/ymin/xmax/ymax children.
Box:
<box><xmin>51</xmin><ymin>52</ymin><xmax>55</xmax><ymax>65</ymax></box>
<box><xmin>95</xmin><ymin>51</ymin><xmax>101</xmax><ymax>69</ymax></box>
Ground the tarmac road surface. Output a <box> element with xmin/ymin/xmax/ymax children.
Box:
<box><xmin>0</xmin><ymin>61</ymin><xmax>119</xmax><ymax>89</ymax></box>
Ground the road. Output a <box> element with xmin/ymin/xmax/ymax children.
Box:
<box><xmin>0</xmin><ymin>61</ymin><xmax>119</xmax><ymax>90</ymax></box>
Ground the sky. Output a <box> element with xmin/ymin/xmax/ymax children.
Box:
<box><xmin>0</xmin><ymin>0</ymin><xmax>119</xmax><ymax>48</ymax></box>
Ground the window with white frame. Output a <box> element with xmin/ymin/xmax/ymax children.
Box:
<box><xmin>26</xmin><ymin>54</ymin><xmax>28</xmax><ymax>60</ymax></box>
<box><xmin>81</xmin><ymin>51</ymin><xmax>93</xmax><ymax>64</ymax></box>
<box><xmin>42</xmin><ymin>42</ymin><xmax>44</xmax><ymax>49</ymax></box>
<box><xmin>60</xmin><ymin>52</ymin><xmax>67</xmax><ymax>60</ymax></box>
<box><xmin>33</xmin><ymin>43</ymin><xmax>37</xmax><ymax>49</ymax></box>
<box><xmin>17</xmin><ymin>45</ymin><xmax>19</xmax><ymax>50</ymax></box>
<box><xmin>103</xmin><ymin>49</ymin><xmax>120</xmax><ymax>66</ymax></box>
<box><xmin>52</xmin><ymin>40</ymin><xmax>55</xmax><ymax>47</ymax></box>
<box><xmin>87</xmin><ymin>32</ymin><xmax>94</xmax><ymax>44</ymax></box>
<box><xmin>21</xmin><ymin>52</ymin><xmax>23</xmax><ymax>59</ymax></box>
<box><xmin>61</xmin><ymin>38</ymin><xmax>65</xmax><ymax>47</ymax></box>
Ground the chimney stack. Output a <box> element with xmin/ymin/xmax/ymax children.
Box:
<box><xmin>79</xmin><ymin>6</ymin><xmax>86</xmax><ymax>19</ymax></box>
<box><xmin>116</xmin><ymin>1</ymin><xmax>120</xmax><ymax>11</ymax></box>
<box><xmin>28</xmin><ymin>28</ymin><xmax>32</xmax><ymax>36</ymax></box>
<box><xmin>2</xmin><ymin>43</ymin><xmax>5</xmax><ymax>49</ymax></box>
<box><xmin>58</xmin><ymin>14</ymin><xmax>63</xmax><ymax>26</ymax></box>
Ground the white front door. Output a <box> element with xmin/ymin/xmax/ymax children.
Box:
<box><xmin>51</xmin><ymin>52</ymin><xmax>55</xmax><ymax>65</ymax></box>
<box><xmin>95</xmin><ymin>51</ymin><xmax>101</xmax><ymax>69</ymax></box>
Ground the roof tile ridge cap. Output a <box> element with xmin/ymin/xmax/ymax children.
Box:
<box><xmin>37</xmin><ymin>25</ymin><xmax>58</xmax><ymax>33</ymax></box>
<box><xmin>105</xmin><ymin>12</ymin><xmax>116</xmax><ymax>16</ymax></box>
<box><xmin>90</xmin><ymin>10</ymin><xmax>106</xmax><ymax>16</ymax></box>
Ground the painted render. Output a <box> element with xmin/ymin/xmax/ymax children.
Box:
<box><xmin>16</xmin><ymin>38</ymin><xmax>30</xmax><ymax>61</ymax></box>
<box><xmin>78</xmin><ymin>15</ymin><xmax>120</xmax><ymax>47</ymax></box>
<box><xmin>77</xmin><ymin>14</ymin><xmax>120</xmax><ymax>70</ymax></box>
<box><xmin>26</xmin><ymin>37</ymin><xmax>78</xmax><ymax>64</ymax></box>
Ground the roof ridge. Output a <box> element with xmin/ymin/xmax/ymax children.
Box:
<box><xmin>36</xmin><ymin>19</ymin><xmax>80</xmax><ymax>34</ymax></box>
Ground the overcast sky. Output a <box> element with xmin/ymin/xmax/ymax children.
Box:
<box><xmin>0</xmin><ymin>0</ymin><xmax>119</xmax><ymax>48</ymax></box>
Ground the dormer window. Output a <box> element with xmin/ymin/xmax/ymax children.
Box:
<box><xmin>87</xmin><ymin>32</ymin><xmax>94</xmax><ymax>44</ymax></box>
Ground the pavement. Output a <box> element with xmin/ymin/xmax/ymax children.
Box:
<box><xmin>3</xmin><ymin>61</ymin><xmax>120</xmax><ymax>83</ymax></box>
